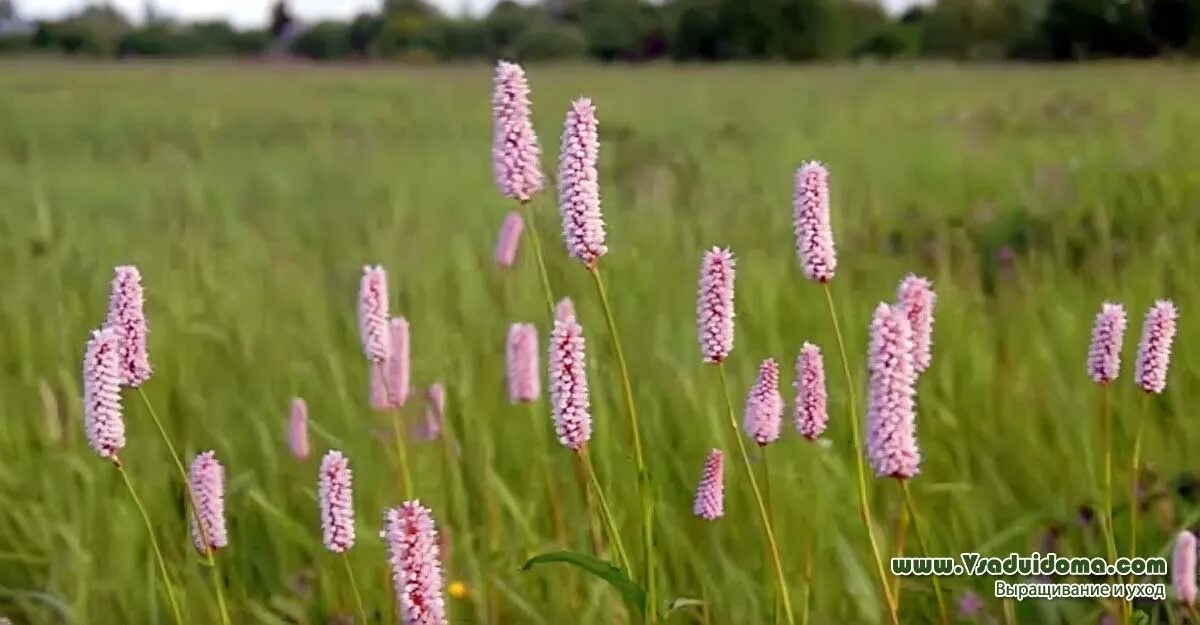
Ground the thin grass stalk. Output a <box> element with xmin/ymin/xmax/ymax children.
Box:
<box><xmin>520</xmin><ymin>200</ymin><xmax>555</xmax><ymax>315</ymax></box>
<box><xmin>762</xmin><ymin>448</ymin><xmax>779</xmax><ymax>625</ymax></box>
<box><xmin>1126</xmin><ymin>393</ymin><xmax>1152</xmax><ymax>625</ymax></box>
<box><xmin>527</xmin><ymin>402</ymin><xmax>569</xmax><ymax>547</ymax></box>
<box><xmin>116</xmin><ymin>460</ymin><xmax>184</xmax><ymax>625</ymax></box>
<box><xmin>820</xmin><ymin>283</ymin><xmax>899</xmax><ymax>625</ymax></box>
<box><xmin>341</xmin><ymin>553</ymin><xmax>368</xmax><ymax>624</ymax></box>
<box><xmin>898</xmin><ymin>480</ymin><xmax>949</xmax><ymax>625</ymax></box>
<box><xmin>580</xmin><ymin>448</ymin><xmax>633</xmax><ymax>576</ymax></box>
<box><xmin>439</xmin><ymin>408</ymin><xmax>488</xmax><ymax>624</ymax></box>
<box><xmin>483</xmin><ymin>430</ymin><xmax>501</xmax><ymax>624</ymax></box>
<box><xmin>891</xmin><ymin>502</ymin><xmax>909</xmax><ymax>610</ymax></box>
<box><xmin>1098</xmin><ymin>383</ymin><xmax>1120</xmax><ymax>607</ymax></box>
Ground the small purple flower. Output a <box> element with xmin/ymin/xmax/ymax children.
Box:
<box><xmin>793</xmin><ymin>342</ymin><xmax>828</xmax><ymax>440</ymax></box>
<box><xmin>697</xmin><ymin>247</ymin><xmax>736</xmax><ymax>364</ymax></box>
<box><xmin>557</xmin><ymin>98</ymin><xmax>607</xmax><ymax>266</ymax></box>
<box><xmin>744</xmin><ymin>358</ymin><xmax>783</xmax><ymax>446</ymax></box>
<box><xmin>188</xmin><ymin>451</ymin><xmax>228</xmax><ymax>555</ymax></box>
<box><xmin>692</xmin><ymin>449</ymin><xmax>724</xmax><ymax>521</ymax></box>
<box><xmin>1134</xmin><ymin>300</ymin><xmax>1178</xmax><ymax>394</ymax></box>
<box><xmin>866</xmin><ymin>303</ymin><xmax>919</xmax><ymax>479</ymax></box>
<box><xmin>319</xmin><ymin>450</ymin><xmax>355</xmax><ymax>553</ymax></box>
<box><xmin>1088</xmin><ymin>302</ymin><xmax>1127</xmax><ymax>385</ymax></box>
<box><xmin>793</xmin><ymin>162</ymin><xmax>836</xmax><ymax>283</ymax></box>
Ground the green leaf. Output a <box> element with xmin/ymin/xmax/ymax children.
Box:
<box><xmin>665</xmin><ymin>597</ymin><xmax>704</xmax><ymax>619</ymax></box>
<box><xmin>522</xmin><ymin>550</ymin><xmax>647</xmax><ymax>616</ymax></box>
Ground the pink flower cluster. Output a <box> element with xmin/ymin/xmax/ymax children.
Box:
<box><xmin>692</xmin><ymin>449</ymin><xmax>725</xmax><ymax>521</ymax></box>
<box><xmin>743</xmin><ymin>358</ymin><xmax>783</xmax><ymax>446</ymax></box>
<box><xmin>105</xmin><ymin>265</ymin><xmax>152</xmax><ymax>387</ymax></box>
<box><xmin>189</xmin><ymin>450</ymin><xmax>228</xmax><ymax>555</ymax></box>
<box><xmin>557</xmin><ymin>98</ymin><xmax>607</xmax><ymax>266</ymax></box>
<box><xmin>1134</xmin><ymin>300</ymin><xmax>1178</xmax><ymax>394</ymax></box>
<box><xmin>793</xmin><ymin>343</ymin><xmax>828</xmax><ymax>440</ymax></box>
<box><xmin>1087</xmin><ymin>302</ymin><xmax>1127</xmax><ymax>385</ymax></box>
<box><xmin>1175</xmin><ymin>530</ymin><xmax>1197</xmax><ymax>606</ymax></box>
<box><xmin>319</xmin><ymin>450</ymin><xmax>356</xmax><ymax>553</ymax></box>
<box><xmin>358</xmin><ymin>266</ymin><xmax>391</xmax><ymax>363</ymax></box>
<box><xmin>697</xmin><ymin>247</ymin><xmax>736</xmax><ymax>364</ymax></box>
<box><xmin>289</xmin><ymin>397</ymin><xmax>310</xmax><ymax>460</ymax></box>
<box><xmin>507</xmin><ymin>323</ymin><xmax>540</xmax><ymax>403</ymax></box>
<box><xmin>866</xmin><ymin>303</ymin><xmax>920</xmax><ymax>479</ymax></box>
<box><xmin>895</xmin><ymin>274</ymin><xmax>936</xmax><ymax>375</ymax></box>
<box><xmin>494</xmin><ymin>211</ymin><xmax>525</xmax><ymax>268</ymax></box>
<box><xmin>383</xmin><ymin>501</ymin><xmax>448</xmax><ymax>625</ymax></box>
<box><xmin>372</xmin><ymin>317</ymin><xmax>411</xmax><ymax>410</ymax></box>
<box><xmin>82</xmin><ymin>327</ymin><xmax>125</xmax><ymax>460</ymax></box>
<box><xmin>491</xmin><ymin>61</ymin><xmax>544</xmax><ymax>203</ymax></box>
<box><xmin>548</xmin><ymin>316</ymin><xmax>592</xmax><ymax>450</ymax></box>
<box><xmin>793</xmin><ymin>162</ymin><xmax>837</xmax><ymax>283</ymax></box>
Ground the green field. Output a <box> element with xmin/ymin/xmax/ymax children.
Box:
<box><xmin>1</xmin><ymin>61</ymin><xmax>1198</xmax><ymax>624</ymax></box>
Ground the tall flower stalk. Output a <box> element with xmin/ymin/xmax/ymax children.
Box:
<box><xmin>1130</xmin><ymin>301</ymin><xmax>1178</xmax><ymax>561</ymax></box>
<box><xmin>319</xmin><ymin>451</ymin><xmax>368</xmax><ymax>624</ymax></box>
<box><xmin>1087</xmin><ymin>302</ymin><xmax>1126</xmax><ymax>579</ymax></box>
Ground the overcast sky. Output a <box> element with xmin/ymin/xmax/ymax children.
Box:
<box><xmin>13</xmin><ymin>0</ymin><xmax>924</xmax><ymax>28</ymax></box>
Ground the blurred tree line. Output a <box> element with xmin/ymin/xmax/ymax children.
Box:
<box><xmin>0</xmin><ymin>0</ymin><xmax>1197</xmax><ymax>61</ymax></box>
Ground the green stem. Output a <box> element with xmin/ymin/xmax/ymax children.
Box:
<box><xmin>899</xmin><ymin>480</ymin><xmax>949</xmax><ymax>625</ymax></box>
<box><xmin>342</xmin><ymin>552</ymin><xmax>369</xmax><ymax>625</ymax></box>
<box><xmin>135</xmin><ymin>388</ymin><xmax>232</xmax><ymax>625</ymax></box>
<box><xmin>716</xmin><ymin>364</ymin><xmax>795</xmax><ymax>625</ymax></box>
<box><xmin>587</xmin><ymin>265</ymin><xmax>657</xmax><ymax>623</ymax></box>
<box><xmin>763</xmin><ymin>448</ymin><xmax>779</xmax><ymax>625</ymax></box>
<box><xmin>529</xmin><ymin>403</ymin><xmax>568</xmax><ymax>548</ymax></box>
<box><xmin>384</xmin><ymin>384</ymin><xmax>414</xmax><ymax>500</ymax></box>
<box><xmin>1099</xmin><ymin>385</ymin><xmax>1118</xmax><ymax>563</ymax></box>
<box><xmin>580</xmin><ymin>449</ymin><xmax>633</xmax><ymax>576</ymax></box>
<box><xmin>1128</xmin><ymin>392</ymin><xmax>1151</xmax><ymax>625</ymax></box>
<box><xmin>821</xmin><ymin>283</ymin><xmax>899</xmax><ymax>625</ymax></box>
<box><xmin>520</xmin><ymin>200</ymin><xmax>556</xmax><ymax>316</ymax></box>
<box><xmin>483</xmin><ymin>431</ymin><xmax>500</xmax><ymax>625</ymax></box>
<box><xmin>116</xmin><ymin>460</ymin><xmax>185</xmax><ymax>625</ymax></box>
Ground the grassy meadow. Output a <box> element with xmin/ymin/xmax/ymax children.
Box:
<box><xmin>1</xmin><ymin>61</ymin><xmax>1199</xmax><ymax>624</ymax></box>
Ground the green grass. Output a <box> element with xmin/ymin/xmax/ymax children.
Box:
<box><xmin>1</xmin><ymin>60</ymin><xmax>1199</xmax><ymax>624</ymax></box>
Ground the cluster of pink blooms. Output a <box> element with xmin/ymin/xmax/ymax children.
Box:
<box><xmin>557</xmin><ymin>98</ymin><xmax>607</xmax><ymax>266</ymax></box>
<box><xmin>1175</xmin><ymin>530</ymin><xmax>1198</xmax><ymax>606</ymax></box>
<box><xmin>743</xmin><ymin>358</ymin><xmax>783</xmax><ymax>446</ymax></box>
<box><xmin>105</xmin><ymin>265</ymin><xmax>152</xmax><ymax>387</ymax></box>
<box><xmin>494</xmin><ymin>211</ymin><xmax>525</xmax><ymax>268</ymax></box>
<box><xmin>491</xmin><ymin>61</ymin><xmax>544</xmax><ymax>203</ymax></box>
<box><xmin>1134</xmin><ymin>300</ymin><xmax>1178</xmax><ymax>394</ymax></box>
<box><xmin>692</xmin><ymin>449</ymin><xmax>725</xmax><ymax>521</ymax></box>
<box><xmin>793</xmin><ymin>343</ymin><xmax>828</xmax><ymax>440</ymax></box>
<box><xmin>697</xmin><ymin>247</ymin><xmax>736</xmax><ymax>364</ymax></box>
<box><xmin>82</xmin><ymin>327</ymin><xmax>125</xmax><ymax>460</ymax></box>
<box><xmin>506</xmin><ymin>323</ymin><xmax>541</xmax><ymax>403</ymax></box>
<box><xmin>548</xmin><ymin>315</ymin><xmax>593</xmax><ymax>451</ymax></box>
<box><xmin>383</xmin><ymin>501</ymin><xmax>448</xmax><ymax>625</ymax></box>
<box><xmin>420</xmin><ymin>383</ymin><xmax>446</xmax><ymax>441</ymax></box>
<box><xmin>895</xmin><ymin>274</ymin><xmax>936</xmax><ymax>375</ymax></box>
<box><xmin>319</xmin><ymin>450</ymin><xmax>356</xmax><ymax>553</ymax></box>
<box><xmin>793</xmin><ymin>162</ymin><xmax>837</xmax><ymax>283</ymax></box>
<box><xmin>358</xmin><ymin>265</ymin><xmax>392</xmax><ymax>363</ymax></box>
<box><xmin>370</xmin><ymin>318</ymin><xmax>412</xmax><ymax>410</ymax></box>
<box><xmin>865</xmin><ymin>303</ymin><xmax>920</xmax><ymax>479</ymax></box>
<box><xmin>554</xmin><ymin>297</ymin><xmax>575</xmax><ymax>323</ymax></box>
<box><xmin>189</xmin><ymin>450</ymin><xmax>228</xmax><ymax>555</ymax></box>
<box><xmin>289</xmin><ymin>397</ymin><xmax>310</xmax><ymax>460</ymax></box>
<box><xmin>1087</xmin><ymin>302</ymin><xmax>1128</xmax><ymax>384</ymax></box>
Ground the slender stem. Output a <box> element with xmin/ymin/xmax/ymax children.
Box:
<box><xmin>342</xmin><ymin>552</ymin><xmax>369</xmax><ymax>625</ymax></box>
<box><xmin>379</xmin><ymin>369</ymin><xmax>414</xmax><ymax>500</ymax></box>
<box><xmin>1128</xmin><ymin>392</ymin><xmax>1152</xmax><ymax>625</ymax></box>
<box><xmin>520</xmin><ymin>200</ymin><xmax>556</xmax><ymax>316</ymax></box>
<box><xmin>483</xmin><ymin>431</ymin><xmax>500</xmax><ymax>625</ymax></box>
<box><xmin>763</xmin><ymin>448</ymin><xmax>779</xmax><ymax>625</ymax></box>
<box><xmin>899</xmin><ymin>480</ymin><xmax>949</xmax><ymax>625</ymax></box>
<box><xmin>891</xmin><ymin>502</ymin><xmax>909</xmax><ymax>609</ymax></box>
<box><xmin>580</xmin><ymin>449</ymin><xmax>633</xmax><ymax>575</ymax></box>
<box><xmin>1099</xmin><ymin>385</ymin><xmax>1118</xmax><ymax>563</ymax></box>
<box><xmin>716</xmin><ymin>364</ymin><xmax>795</xmax><ymax>625</ymax></box>
<box><xmin>821</xmin><ymin>283</ymin><xmax>899</xmax><ymax>625</ymax></box>
<box><xmin>528</xmin><ymin>403</ymin><xmax>568</xmax><ymax>549</ymax></box>
<box><xmin>116</xmin><ymin>460</ymin><xmax>185</xmax><ymax>625</ymax></box>
<box><xmin>801</xmin><ymin>533</ymin><xmax>813</xmax><ymax>625</ymax></box>
<box><xmin>135</xmin><ymin>388</ymin><xmax>232</xmax><ymax>625</ymax></box>
<box><xmin>587</xmin><ymin>265</ymin><xmax>657</xmax><ymax>623</ymax></box>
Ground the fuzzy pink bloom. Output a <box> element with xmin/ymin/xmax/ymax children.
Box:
<box><xmin>866</xmin><ymin>303</ymin><xmax>920</xmax><ymax>479</ymax></box>
<box><xmin>1088</xmin><ymin>302</ymin><xmax>1127</xmax><ymax>385</ymax></box>
<box><xmin>358</xmin><ymin>265</ymin><xmax>391</xmax><ymax>363</ymax></box>
<box><xmin>494</xmin><ymin>211</ymin><xmax>525</xmax><ymax>268</ymax></box>
<box><xmin>793</xmin><ymin>162</ymin><xmax>837</xmax><ymax>283</ymax></box>
<box><xmin>692</xmin><ymin>448</ymin><xmax>725</xmax><ymax>521</ymax></box>
<box><xmin>188</xmin><ymin>450</ymin><xmax>228</xmax><ymax>554</ymax></box>
<box><xmin>105</xmin><ymin>265</ymin><xmax>152</xmax><ymax>387</ymax></box>
<box><xmin>896</xmin><ymin>274</ymin><xmax>936</xmax><ymax>375</ymax></box>
<box><xmin>794</xmin><ymin>342</ymin><xmax>828</xmax><ymax>440</ymax></box>
<box><xmin>492</xmin><ymin>61</ymin><xmax>544</xmax><ymax>203</ymax></box>
<box><xmin>548</xmin><ymin>316</ymin><xmax>592</xmax><ymax>450</ymax></box>
<box><xmin>743</xmin><ymin>358</ymin><xmax>783</xmax><ymax>446</ymax></box>
<box><xmin>1175</xmin><ymin>531</ymin><xmax>1197</xmax><ymax>606</ymax></box>
<box><xmin>1134</xmin><ymin>300</ymin><xmax>1178</xmax><ymax>394</ymax></box>
<box><xmin>557</xmin><ymin>98</ymin><xmax>607</xmax><ymax>266</ymax></box>
<box><xmin>289</xmin><ymin>397</ymin><xmax>310</xmax><ymax>460</ymax></box>
<box><xmin>383</xmin><ymin>501</ymin><xmax>448</xmax><ymax>625</ymax></box>
<box><xmin>555</xmin><ymin>297</ymin><xmax>576</xmax><ymax>323</ymax></box>
<box><xmin>387</xmin><ymin>317</ymin><xmax>411</xmax><ymax>406</ymax></box>
<box><xmin>419</xmin><ymin>383</ymin><xmax>445</xmax><ymax>441</ymax></box>
<box><xmin>319</xmin><ymin>450</ymin><xmax>356</xmax><ymax>553</ymax></box>
<box><xmin>82</xmin><ymin>327</ymin><xmax>125</xmax><ymax>460</ymax></box>
<box><xmin>697</xmin><ymin>247</ymin><xmax>736</xmax><ymax>364</ymax></box>
<box><xmin>506</xmin><ymin>323</ymin><xmax>540</xmax><ymax>403</ymax></box>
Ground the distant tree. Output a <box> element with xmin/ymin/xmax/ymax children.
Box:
<box><xmin>291</xmin><ymin>21</ymin><xmax>352</xmax><ymax>59</ymax></box>
<box><xmin>269</xmin><ymin>0</ymin><xmax>294</xmax><ymax>38</ymax></box>
<box><xmin>1146</xmin><ymin>0</ymin><xmax>1200</xmax><ymax>50</ymax></box>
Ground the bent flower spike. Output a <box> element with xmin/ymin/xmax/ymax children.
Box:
<box><xmin>866</xmin><ymin>303</ymin><xmax>920</xmax><ymax>479</ymax></box>
<box><xmin>744</xmin><ymin>358</ymin><xmax>783</xmax><ymax>446</ymax></box>
<box><xmin>189</xmin><ymin>450</ymin><xmax>228</xmax><ymax>555</ymax></box>
<box><xmin>1087</xmin><ymin>302</ymin><xmax>1127</xmax><ymax>385</ymax></box>
<box><xmin>492</xmin><ymin>61</ymin><xmax>544</xmax><ymax>203</ymax></box>
<box><xmin>557</xmin><ymin>97</ymin><xmax>607</xmax><ymax>266</ymax></box>
<box><xmin>793</xmin><ymin>161</ymin><xmax>837</xmax><ymax>283</ymax></box>
<box><xmin>319</xmin><ymin>451</ymin><xmax>356</xmax><ymax>553</ymax></box>
<box><xmin>506</xmin><ymin>323</ymin><xmax>540</xmax><ymax>403</ymax></box>
<box><xmin>896</xmin><ymin>274</ymin><xmax>936</xmax><ymax>375</ymax></box>
<box><xmin>794</xmin><ymin>342</ymin><xmax>829</xmax><ymax>440</ymax></box>
<box><xmin>548</xmin><ymin>316</ymin><xmax>592</xmax><ymax>450</ymax></box>
<box><xmin>82</xmin><ymin>327</ymin><xmax>125</xmax><ymax>460</ymax></box>
<box><xmin>105</xmin><ymin>265</ymin><xmax>152</xmax><ymax>387</ymax></box>
<box><xmin>697</xmin><ymin>247</ymin><xmax>736</xmax><ymax>364</ymax></box>
<box><xmin>358</xmin><ymin>265</ymin><xmax>391</xmax><ymax>363</ymax></box>
<box><xmin>1134</xmin><ymin>300</ymin><xmax>1178</xmax><ymax>394</ymax></box>
<box><xmin>289</xmin><ymin>397</ymin><xmax>310</xmax><ymax>460</ymax></box>
<box><xmin>693</xmin><ymin>448</ymin><xmax>725</xmax><ymax>521</ymax></box>
<box><xmin>383</xmin><ymin>501</ymin><xmax>449</xmax><ymax>625</ymax></box>
<box><xmin>494</xmin><ymin>211</ymin><xmax>525</xmax><ymax>268</ymax></box>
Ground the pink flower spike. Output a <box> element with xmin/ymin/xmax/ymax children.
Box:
<box><xmin>555</xmin><ymin>297</ymin><xmax>576</xmax><ymax>323</ymax></box>
<box><xmin>494</xmin><ymin>211</ymin><xmax>524</xmax><ymax>268</ymax></box>
<box><xmin>319</xmin><ymin>450</ymin><xmax>356</xmax><ymax>553</ymax></box>
<box><xmin>82</xmin><ymin>327</ymin><xmax>125</xmax><ymax>460</ymax></box>
<box><xmin>492</xmin><ymin>61</ymin><xmax>544</xmax><ymax>203</ymax></box>
<box><xmin>866</xmin><ymin>303</ymin><xmax>920</xmax><ymax>479</ymax></box>
<box><xmin>383</xmin><ymin>501</ymin><xmax>449</xmax><ymax>625</ymax></box>
<box><xmin>548</xmin><ymin>315</ymin><xmax>592</xmax><ymax>451</ymax></box>
<box><xmin>794</xmin><ymin>343</ymin><xmax>829</xmax><ymax>440</ymax></box>
<box><xmin>697</xmin><ymin>247</ymin><xmax>736</xmax><ymax>364</ymax></box>
<box><xmin>896</xmin><ymin>274</ymin><xmax>936</xmax><ymax>375</ymax></box>
<box><xmin>692</xmin><ymin>449</ymin><xmax>725</xmax><ymax>521</ymax></box>
<box><xmin>387</xmin><ymin>317</ymin><xmax>411</xmax><ymax>407</ymax></box>
<box><xmin>1134</xmin><ymin>300</ymin><xmax>1178</xmax><ymax>394</ymax></box>
<box><xmin>557</xmin><ymin>97</ymin><xmax>607</xmax><ymax>266</ymax></box>
<box><xmin>1174</xmin><ymin>530</ymin><xmax>1197</xmax><ymax>606</ymax></box>
<box><xmin>420</xmin><ymin>383</ymin><xmax>445</xmax><ymax>442</ymax></box>
<box><xmin>105</xmin><ymin>265</ymin><xmax>152</xmax><ymax>387</ymax></box>
<box><xmin>1088</xmin><ymin>302</ymin><xmax>1127</xmax><ymax>385</ymax></box>
<box><xmin>743</xmin><ymin>358</ymin><xmax>783</xmax><ymax>447</ymax></box>
<box><xmin>507</xmin><ymin>323</ymin><xmax>540</xmax><ymax>403</ymax></box>
<box><xmin>188</xmin><ymin>451</ymin><xmax>228</xmax><ymax>555</ymax></box>
<box><xmin>358</xmin><ymin>265</ymin><xmax>391</xmax><ymax>363</ymax></box>
<box><xmin>289</xmin><ymin>397</ymin><xmax>310</xmax><ymax>460</ymax></box>
<box><xmin>793</xmin><ymin>162</ymin><xmax>837</xmax><ymax>283</ymax></box>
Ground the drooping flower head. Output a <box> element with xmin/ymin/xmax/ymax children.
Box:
<box><xmin>557</xmin><ymin>97</ymin><xmax>607</xmax><ymax>266</ymax></box>
<box><xmin>697</xmin><ymin>247</ymin><xmax>736</xmax><ymax>364</ymax></box>
<box><xmin>492</xmin><ymin>61</ymin><xmax>544</xmax><ymax>203</ymax></box>
<box><xmin>289</xmin><ymin>397</ymin><xmax>310</xmax><ymax>460</ymax></box>
<box><xmin>494</xmin><ymin>211</ymin><xmax>525</xmax><ymax>268</ymax></box>
<box><xmin>895</xmin><ymin>274</ymin><xmax>936</xmax><ymax>375</ymax></box>
<box><xmin>82</xmin><ymin>327</ymin><xmax>125</xmax><ymax>460</ymax></box>
<box><xmin>319</xmin><ymin>450</ymin><xmax>356</xmax><ymax>553</ymax></box>
<box><xmin>105</xmin><ymin>265</ymin><xmax>152</xmax><ymax>387</ymax></box>
<box><xmin>1134</xmin><ymin>300</ymin><xmax>1178</xmax><ymax>394</ymax></box>
<box><xmin>383</xmin><ymin>501</ymin><xmax>449</xmax><ymax>625</ymax></box>
<box><xmin>1087</xmin><ymin>302</ymin><xmax>1127</xmax><ymax>385</ymax></box>
<box><xmin>189</xmin><ymin>450</ymin><xmax>228</xmax><ymax>555</ymax></box>
<box><xmin>743</xmin><ymin>358</ymin><xmax>783</xmax><ymax>447</ymax></box>
<box><xmin>692</xmin><ymin>448</ymin><xmax>725</xmax><ymax>521</ymax></box>
<box><xmin>1174</xmin><ymin>530</ymin><xmax>1197</xmax><ymax>606</ymax></box>
<box><xmin>420</xmin><ymin>383</ymin><xmax>445</xmax><ymax>442</ymax></box>
<box><xmin>793</xmin><ymin>162</ymin><xmax>837</xmax><ymax>283</ymax></box>
<box><xmin>866</xmin><ymin>303</ymin><xmax>920</xmax><ymax>479</ymax></box>
<box><xmin>548</xmin><ymin>315</ymin><xmax>592</xmax><ymax>450</ymax></box>
<box><xmin>358</xmin><ymin>265</ymin><xmax>391</xmax><ymax>363</ymax></box>
<box><xmin>794</xmin><ymin>342</ymin><xmax>828</xmax><ymax>440</ymax></box>
<box><xmin>555</xmin><ymin>297</ymin><xmax>576</xmax><ymax>323</ymax></box>
<box><xmin>506</xmin><ymin>323</ymin><xmax>540</xmax><ymax>403</ymax></box>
